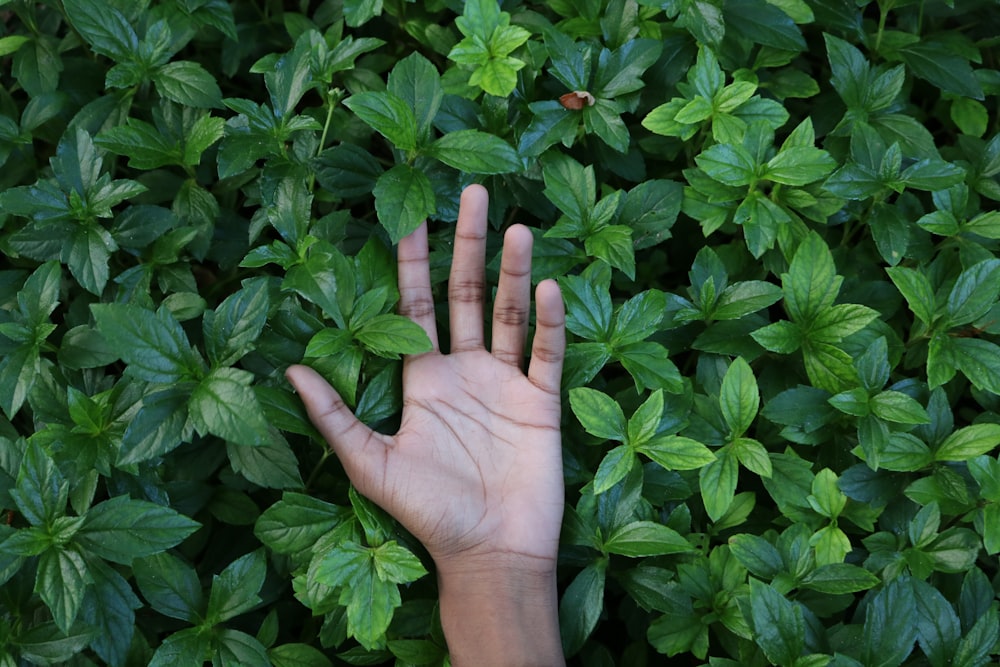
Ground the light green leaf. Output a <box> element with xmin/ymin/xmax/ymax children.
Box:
<box><xmin>720</xmin><ymin>357</ymin><xmax>758</xmax><ymax>437</ymax></box>
<box><xmin>426</xmin><ymin>130</ymin><xmax>521</xmax><ymax>174</ymax></box>
<box><xmin>189</xmin><ymin>367</ymin><xmax>270</xmax><ymax>446</ymax></box>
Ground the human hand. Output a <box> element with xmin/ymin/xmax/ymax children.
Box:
<box><xmin>285</xmin><ymin>185</ymin><xmax>566</xmax><ymax>574</ymax></box>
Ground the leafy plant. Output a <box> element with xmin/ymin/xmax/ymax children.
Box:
<box><xmin>1</xmin><ymin>0</ymin><xmax>1000</xmax><ymax>665</ymax></box>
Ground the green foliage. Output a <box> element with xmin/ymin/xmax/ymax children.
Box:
<box><xmin>1</xmin><ymin>0</ymin><xmax>999</xmax><ymax>664</ymax></box>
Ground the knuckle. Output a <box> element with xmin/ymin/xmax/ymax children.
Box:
<box><xmin>494</xmin><ymin>305</ymin><xmax>527</xmax><ymax>327</ymax></box>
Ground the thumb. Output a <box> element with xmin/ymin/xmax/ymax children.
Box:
<box><xmin>286</xmin><ymin>364</ymin><xmax>384</xmax><ymax>488</ymax></box>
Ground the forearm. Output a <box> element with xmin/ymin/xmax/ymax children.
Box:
<box><xmin>436</xmin><ymin>553</ymin><xmax>566</xmax><ymax>667</ymax></box>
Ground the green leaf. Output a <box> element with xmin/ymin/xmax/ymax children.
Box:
<box><xmin>78</xmin><ymin>495</ymin><xmax>199</xmax><ymax>564</ymax></box>
<box><xmin>227</xmin><ymin>434</ymin><xmax>304</xmax><ymax>489</ymax></box>
<box><xmin>953</xmin><ymin>607</ymin><xmax>999</xmax><ymax>667</ymax></box>
<box><xmin>952</xmin><ymin>338</ymin><xmax>1000</xmax><ymax>395</ymax></box>
<box><xmin>214</xmin><ymin>629</ymin><xmax>270</xmax><ymax>666</ymax></box>
<box><xmin>622</xmin><ymin>179</ymin><xmax>683</xmax><ymax>250</ymax></box>
<box><xmin>543</xmin><ymin>153</ymin><xmax>596</xmax><ymax>225</ymax></box>
<box><xmin>696</xmin><ymin>143</ymin><xmax>757</xmax><ymax>187</ymax></box>
<box><xmin>344</xmin><ymin>91</ymin><xmax>418</xmax><ymax>152</ymax></box>
<box><xmin>254</xmin><ymin>493</ymin><xmax>349</xmax><ymax>555</ymax></box>
<box><xmin>594</xmin><ymin>445</ymin><xmax>637</xmax><ymax>494</ymax></box>
<box><xmin>861</xmin><ymin>577</ymin><xmax>917</xmax><ymax>667</ymax></box>
<box><xmin>203</xmin><ymin>277</ymin><xmax>270</xmax><ymax>367</ymax></box>
<box><xmin>783</xmin><ymin>233</ymin><xmax>841</xmax><ymax>323</ymax></box>
<box><xmin>935</xmin><ymin>424</ymin><xmax>1000</xmax><ymax>462</ymax></box>
<box><xmin>751</xmin><ymin>320</ymin><xmax>802</xmax><ymax>354</ymax></box>
<box><xmin>37</xmin><ymin>546</ymin><xmax>90</xmax><ymax>633</ymax></box>
<box><xmin>11</xmin><ymin>441</ymin><xmax>66</xmax><ymax>527</ymax></box>
<box><xmin>585</xmin><ymin>225</ymin><xmax>635</xmax><ymax>279</ymax></box>
<box><xmin>749</xmin><ymin>578</ymin><xmax>805</xmax><ymax>666</ymax></box>
<box><xmin>729</xmin><ymin>534</ymin><xmax>783</xmax><ymax>578</ymax></box>
<box><xmin>944</xmin><ymin>259</ymin><xmax>1000</xmax><ymax>328</ymax></box>
<box><xmin>353</xmin><ymin>314</ymin><xmax>433</xmax><ymax>357</ymax></box>
<box><xmin>610</xmin><ymin>290</ymin><xmax>666</xmax><ymax>347</ymax></box>
<box><xmin>343</xmin><ymin>0</ymin><xmax>383</xmax><ymax>26</ymax></box>
<box><xmin>899</xmin><ymin>42</ymin><xmax>984</xmax><ymax>100</ymax></box>
<box><xmin>725</xmin><ymin>0</ymin><xmax>806</xmax><ymax>51</ymax></box>
<box><xmin>592</xmin><ymin>38</ymin><xmax>662</xmax><ymax>98</ymax></box>
<box><xmin>559</xmin><ymin>560</ymin><xmax>606</xmax><ymax>656</ymax></box>
<box><xmin>616</xmin><ymin>342</ymin><xmax>684</xmax><ymax>393</ymax></box>
<box><xmin>713</xmin><ymin>281</ymin><xmax>783</xmax><ymax>320</ymax></box>
<box><xmin>91</xmin><ymin>303</ymin><xmax>198</xmax><ymax>383</ymax></box>
<box><xmin>951</xmin><ymin>98</ymin><xmax>989</xmax><ymax>138</ymax></box>
<box><xmin>269</xmin><ymin>643</ymin><xmax>335</xmax><ymax>667</ymax></box>
<box><xmin>911</xmin><ymin>578</ymin><xmax>961</xmax><ymax>667</ymax></box>
<box><xmin>583</xmin><ymin>99</ymin><xmax>630</xmax><ymax>153</ymax></box>
<box><xmin>119</xmin><ymin>387</ymin><xmax>189</xmax><ymax>464</ymax></box>
<box><xmin>153</xmin><ymin>61</ymin><xmax>223</xmax><ymax>108</ymax></box>
<box><xmin>559</xmin><ymin>272</ymin><xmax>612</xmax><ymax>341</ymax></box>
<box><xmin>733</xmin><ymin>437</ymin><xmax>772</xmax><ymax>477</ymax></box>
<box><xmin>373</xmin><ymin>164</ymin><xmax>436</xmax><ymax>244</ymax></box>
<box><xmin>133</xmin><ymin>552</ymin><xmax>203</xmax><ymax>622</ymax></box>
<box><xmin>900</xmin><ymin>158</ymin><xmax>966</xmax><ymax>192</ymax></box>
<box><xmin>765</xmin><ymin>147</ymin><xmax>836</xmax><ymax>186</ymax></box>
<box><xmin>800</xmin><ymin>563</ymin><xmax>880</xmax><ymax>594</ymax></box>
<box><xmin>15</xmin><ymin>621</ymin><xmax>96</xmax><ymax>664</ymax></box>
<box><xmin>189</xmin><ymin>367</ymin><xmax>270</xmax><ymax>446</ymax></box>
<box><xmin>870</xmin><ymin>391</ymin><xmax>929</xmax><ymax>425</ymax></box>
<box><xmin>148</xmin><ymin>628</ymin><xmax>212</xmax><ymax>666</ymax></box>
<box><xmin>81</xmin><ymin>559</ymin><xmax>142</xmax><ymax>667</ymax></box>
<box><xmin>314</xmin><ymin>144</ymin><xmax>384</xmax><ymax>198</ymax></box>
<box><xmin>604</xmin><ymin>521</ymin><xmax>693</xmax><ymax>556</ymax></box>
<box><xmin>886</xmin><ymin>266</ymin><xmax>935</xmax><ymax>325</ymax></box>
<box><xmin>373</xmin><ymin>541</ymin><xmax>427</xmax><ymax>583</ymax></box>
<box><xmin>808</xmin><ymin>468</ymin><xmax>846</xmax><ymax>519</ymax></box>
<box><xmin>387</xmin><ymin>53</ymin><xmax>442</xmax><ymax>141</ymax></box>
<box><xmin>62</xmin><ymin>0</ymin><xmax>137</xmax><ymax>61</ymax></box>
<box><xmin>626</xmin><ymin>389</ymin><xmax>664</xmax><ymax>448</ymax></box>
<box><xmin>700</xmin><ymin>449</ymin><xmax>738</xmax><ymax>520</ymax></box>
<box><xmin>720</xmin><ymin>357</ymin><xmax>758</xmax><ymax>437</ymax></box>
<box><xmin>206</xmin><ymin>549</ymin><xmax>266</xmax><ymax>624</ymax></box>
<box><xmin>426</xmin><ymin>130</ymin><xmax>521</xmax><ymax>175</ymax></box>
<box><xmin>96</xmin><ymin>119</ymin><xmax>180</xmax><ymax>169</ymax></box>
<box><xmin>640</xmin><ymin>435</ymin><xmax>716</xmax><ymax>471</ymax></box>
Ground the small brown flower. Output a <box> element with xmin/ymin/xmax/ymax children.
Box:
<box><xmin>559</xmin><ymin>90</ymin><xmax>596</xmax><ymax>110</ymax></box>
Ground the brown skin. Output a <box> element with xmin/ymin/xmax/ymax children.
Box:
<box><xmin>286</xmin><ymin>185</ymin><xmax>567</xmax><ymax>666</ymax></box>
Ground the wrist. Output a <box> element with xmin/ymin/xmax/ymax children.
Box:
<box><xmin>435</xmin><ymin>552</ymin><xmax>564</xmax><ymax>667</ymax></box>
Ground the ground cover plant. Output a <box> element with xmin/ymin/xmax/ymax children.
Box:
<box><xmin>1</xmin><ymin>0</ymin><xmax>1000</xmax><ymax>664</ymax></box>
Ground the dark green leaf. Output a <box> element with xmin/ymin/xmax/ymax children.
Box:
<box><xmin>78</xmin><ymin>495</ymin><xmax>199</xmax><ymax>564</ymax></box>
<box><xmin>91</xmin><ymin>303</ymin><xmax>198</xmax><ymax>383</ymax></box>
<box><xmin>206</xmin><ymin>549</ymin><xmax>266</xmax><ymax>624</ymax></box>
<box><xmin>899</xmin><ymin>42</ymin><xmax>984</xmax><ymax>100</ymax></box>
<box><xmin>134</xmin><ymin>552</ymin><xmax>203</xmax><ymax>622</ymax></box>
<box><xmin>861</xmin><ymin>577</ymin><xmax>917</xmax><ymax>667</ymax></box>
<box><xmin>559</xmin><ymin>560</ymin><xmax>607</xmax><ymax>656</ymax></box>
<box><xmin>373</xmin><ymin>164</ymin><xmax>436</xmax><ymax>244</ymax></box>
<box><xmin>154</xmin><ymin>61</ymin><xmax>223</xmax><ymax>108</ymax></box>
<box><xmin>749</xmin><ymin>578</ymin><xmax>804</xmax><ymax>666</ymax></box>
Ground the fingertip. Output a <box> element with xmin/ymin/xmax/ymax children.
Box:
<box><xmin>535</xmin><ymin>279</ymin><xmax>565</xmax><ymax>320</ymax></box>
<box><xmin>504</xmin><ymin>223</ymin><xmax>534</xmax><ymax>250</ymax></box>
<box><xmin>461</xmin><ymin>183</ymin><xmax>488</xmax><ymax>203</ymax></box>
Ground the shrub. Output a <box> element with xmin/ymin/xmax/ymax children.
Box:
<box><xmin>1</xmin><ymin>0</ymin><xmax>999</xmax><ymax>665</ymax></box>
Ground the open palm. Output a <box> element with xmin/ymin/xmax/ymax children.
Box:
<box><xmin>287</xmin><ymin>185</ymin><xmax>566</xmax><ymax>569</ymax></box>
